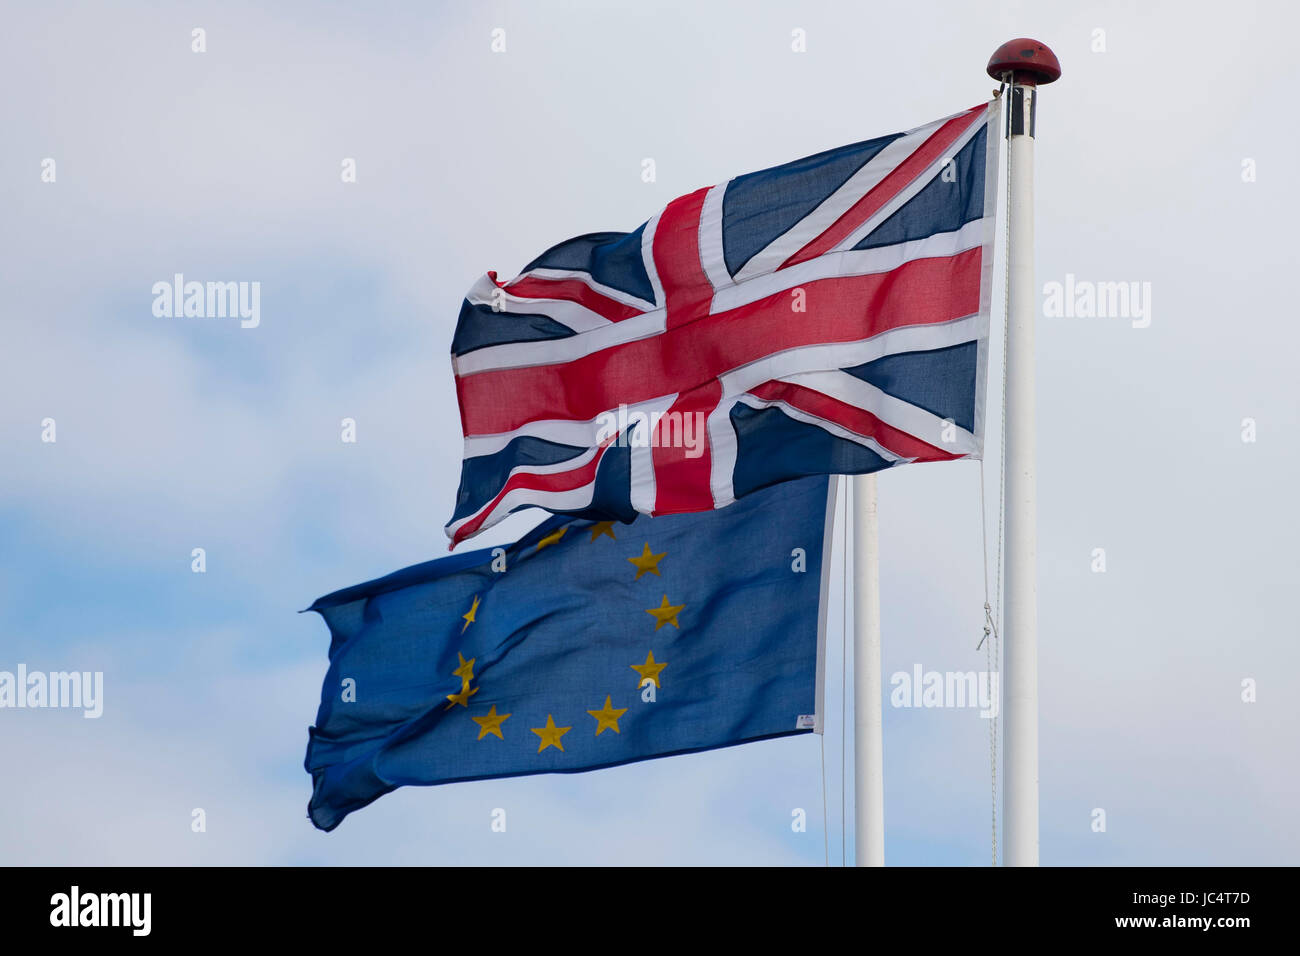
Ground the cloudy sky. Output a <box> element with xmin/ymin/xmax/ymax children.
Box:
<box><xmin>2</xmin><ymin>0</ymin><xmax>1296</xmax><ymax>865</ymax></box>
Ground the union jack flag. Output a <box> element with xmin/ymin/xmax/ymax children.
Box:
<box><xmin>446</xmin><ymin>101</ymin><xmax>1000</xmax><ymax>546</ymax></box>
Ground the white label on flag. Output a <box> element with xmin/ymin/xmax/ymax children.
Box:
<box><xmin>796</xmin><ymin>714</ymin><xmax>816</xmax><ymax>729</ymax></box>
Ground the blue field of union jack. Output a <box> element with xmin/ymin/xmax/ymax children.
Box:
<box><xmin>446</xmin><ymin>100</ymin><xmax>1001</xmax><ymax>546</ymax></box>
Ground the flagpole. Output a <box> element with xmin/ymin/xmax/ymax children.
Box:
<box><xmin>986</xmin><ymin>39</ymin><xmax>1060</xmax><ymax>867</ymax></box>
<box><xmin>852</xmin><ymin>473</ymin><xmax>884</xmax><ymax>866</ymax></box>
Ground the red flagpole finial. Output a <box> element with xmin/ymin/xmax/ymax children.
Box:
<box><xmin>986</xmin><ymin>39</ymin><xmax>1061</xmax><ymax>85</ymax></box>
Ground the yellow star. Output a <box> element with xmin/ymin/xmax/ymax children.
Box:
<box><xmin>452</xmin><ymin>651</ymin><xmax>476</xmax><ymax>684</ymax></box>
<box><xmin>472</xmin><ymin>704</ymin><xmax>511</xmax><ymax>740</ymax></box>
<box><xmin>644</xmin><ymin>594</ymin><xmax>685</xmax><ymax>630</ymax></box>
<box><xmin>589</xmin><ymin>521</ymin><xmax>617</xmax><ymax>542</ymax></box>
<box><xmin>461</xmin><ymin>594</ymin><xmax>480</xmax><ymax>633</ymax></box>
<box><xmin>587</xmin><ymin>695</ymin><xmax>628</xmax><ymax>736</ymax></box>
<box><xmin>630</xmin><ymin>650</ymin><xmax>667</xmax><ymax>688</ymax></box>
<box><xmin>627</xmin><ymin>543</ymin><xmax>666</xmax><ymax>580</ymax></box>
<box><xmin>445</xmin><ymin>683</ymin><xmax>480</xmax><ymax>710</ymax></box>
<box><xmin>536</xmin><ymin>526</ymin><xmax>568</xmax><ymax>550</ymax></box>
<box><xmin>531</xmin><ymin>714</ymin><xmax>572</xmax><ymax>753</ymax></box>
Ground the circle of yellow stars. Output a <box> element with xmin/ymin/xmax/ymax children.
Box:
<box><xmin>452</xmin><ymin>517</ymin><xmax>685</xmax><ymax>754</ymax></box>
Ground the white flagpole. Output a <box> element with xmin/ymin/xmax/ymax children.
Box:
<box><xmin>853</xmin><ymin>473</ymin><xmax>884</xmax><ymax>866</ymax></box>
<box><xmin>986</xmin><ymin>39</ymin><xmax>1060</xmax><ymax>867</ymax></box>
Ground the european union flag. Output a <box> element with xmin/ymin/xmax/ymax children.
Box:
<box><xmin>304</xmin><ymin>476</ymin><xmax>833</xmax><ymax>831</ymax></box>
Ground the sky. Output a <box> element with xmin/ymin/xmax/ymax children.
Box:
<box><xmin>2</xmin><ymin>0</ymin><xmax>1297</xmax><ymax>866</ymax></box>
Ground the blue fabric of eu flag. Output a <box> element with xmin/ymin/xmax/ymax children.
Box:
<box><xmin>304</xmin><ymin>475</ymin><xmax>832</xmax><ymax>831</ymax></box>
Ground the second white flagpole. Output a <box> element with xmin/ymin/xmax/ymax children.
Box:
<box><xmin>853</xmin><ymin>473</ymin><xmax>884</xmax><ymax>866</ymax></box>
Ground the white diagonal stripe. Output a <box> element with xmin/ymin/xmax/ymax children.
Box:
<box><xmin>770</xmin><ymin>368</ymin><xmax>980</xmax><ymax>456</ymax></box>
<box><xmin>453</xmin><ymin>308</ymin><xmax>667</xmax><ymax>377</ymax></box>
<box><xmin>465</xmin><ymin>274</ymin><xmax>611</xmax><ymax>334</ymax></box>
<box><xmin>729</xmin><ymin>118</ymin><xmax>947</xmax><ymax>283</ymax></box>
<box><xmin>833</xmin><ymin>112</ymin><xmax>988</xmax><ymax>252</ymax></box>
<box><xmin>446</xmin><ymin>477</ymin><xmax>601</xmax><ymax>544</ymax></box>
<box><xmin>460</xmin><ymin>396</ymin><xmax>676</xmax><ymax>458</ymax></box>
<box><xmin>508</xmin><ymin>267</ymin><xmax>656</xmax><ymax>312</ymax></box>
<box><xmin>733</xmin><ymin>391</ymin><xmax>908</xmax><ymax>462</ymax></box>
